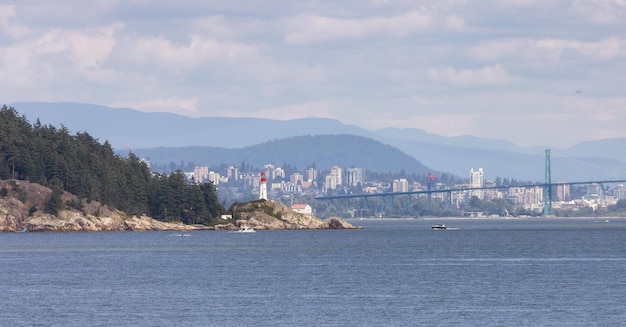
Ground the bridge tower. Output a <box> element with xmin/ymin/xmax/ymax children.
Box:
<box><xmin>427</xmin><ymin>173</ymin><xmax>437</xmax><ymax>208</ymax></box>
<box><xmin>543</xmin><ymin>149</ymin><xmax>553</xmax><ymax>215</ymax></box>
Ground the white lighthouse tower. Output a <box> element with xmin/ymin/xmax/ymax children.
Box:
<box><xmin>259</xmin><ymin>171</ymin><xmax>268</xmax><ymax>200</ymax></box>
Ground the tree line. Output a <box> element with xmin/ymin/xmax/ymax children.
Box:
<box><xmin>0</xmin><ymin>105</ymin><xmax>224</xmax><ymax>224</ymax></box>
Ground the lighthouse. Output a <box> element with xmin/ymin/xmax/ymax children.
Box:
<box><xmin>259</xmin><ymin>171</ymin><xmax>268</xmax><ymax>200</ymax></box>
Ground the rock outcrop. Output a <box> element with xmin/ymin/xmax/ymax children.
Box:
<box><xmin>223</xmin><ymin>199</ymin><xmax>358</xmax><ymax>230</ymax></box>
<box><xmin>0</xmin><ymin>179</ymin><xmax>207</xmax><ymax>232</ymax></box>
<box><xmin>1</xmin><ymin>180</ymin><xmax>359</xmax><ymax>232</ymax></box>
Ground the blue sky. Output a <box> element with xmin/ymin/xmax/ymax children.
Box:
<box><xmin>1</xmin><ymin>0</ymin><xmax>625</xmax><ymax>148</ymax></box>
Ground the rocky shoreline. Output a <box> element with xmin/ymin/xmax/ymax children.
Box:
<box><xmin>216</xmin><ymin>199</ymin><xmax>358</xmax><ymax>231</ymax></box>
<box><xmin>1</xmin><ymin>180</ymin><xmax>358</xmax><ymax>232</ymax></box>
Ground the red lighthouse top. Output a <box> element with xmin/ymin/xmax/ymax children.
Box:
<box><xmin>261</xmin><ymin>172</ymin><xmax>267</xmax><ymax>182</ymax></box>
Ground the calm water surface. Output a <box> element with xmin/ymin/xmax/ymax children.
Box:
<box><xmin>1</xmin><ymin>218</ymin><xmax>625</xmax><ymax>326</ymax></box>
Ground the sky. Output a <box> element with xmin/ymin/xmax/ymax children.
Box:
<box><xmin>1</xmin><ymin>0</ymin><xmax>625</xmax><ymax>148</ymax></box>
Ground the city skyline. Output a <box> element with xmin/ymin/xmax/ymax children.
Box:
<box><xmin>188</xmin><ymin>161</ymin><xmax>626</xmax><ymax>215</ymax></box>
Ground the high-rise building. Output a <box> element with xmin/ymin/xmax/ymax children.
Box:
<box><xmin>324</xmin><ymin>174</ymin><xmax>337</xmax><ymax>190</ymax></box>
<box><xmin>290</xmin><ymin>173</ymin><xmax>304</xmax><ymax>186</ymax></box>
<box><xmin>392</xmin><ymin>179</ymin><xmax>409</xmax><ymax>193</ymax></box>
<box><xmin>614</xmin><ymin>184</ymin><xmax>626</xmax><ymax>200</ymax></box>
<box><xmin>556</xmin><ymin>184</ymin><xmax>570</xmax><ymax>201</ymax></box>
<box><xmin>586</xmin><ymin>183</ymin><xmax>602</xmax><ymax>199</ymax></box>
<box><xmin>208</xmin><ymin>171</ymin><xmax>220</xmax><ymax>185</ymax></box>
<box><xmin>273</xmin><ymin>167</ymin><xmax>285</xmax><ymax>180</ymax></box>
<box><xmin>331</xmin><ymin>166</ymin><xmax>342</xmax><ymax>186</ymax></box>
<box><xmin>306</xmin><ymin>168</ymin><xmax>318</xmax><ymax>182</ymax></box>
<box><xmin>346</xmin><ymin>168</ymin><xmax>363</xmax><ymax>186</ymax></box>
<box><xmin>469</xmin><ymin>168</ymin><xmax>484</xmax><ymax>199</ymax></box>
<box><xmin>226</xmin><ymin>166</ymin><xmax>239</xmax><ymax>181</ymax></box>
<box><xmin>193</xmin><ymin>166</ymin><xmax>209</xmax><ymax>184</ymax></box>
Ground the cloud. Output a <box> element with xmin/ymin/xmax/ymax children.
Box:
<box><xmin>0</xmin><ymin>5</ymin><xmax>31</xmax><ymax>39</ymax></box>
<box><xmin>0</xmin><ymin>22</ymin><xmax>121</xmax><ymax>91</ymax></box>
<box><xmin>562</xmin><ymin>95</ymin><xmax>626</xmax><ymax>121</ymax></box>
<box><xmin>468</xmin><ymin>37</ymin><xmax>624</xmax><ymax>63</ymax></box>
<box><xmin>282</xmin><ymin>11</ymin><xmax>435</xmax><ymax>44</ymax></box>
<box><xmin>489</xmin><ymin>0</ymin><xmax>560</xmax><ymax>9</ymax></box>
<box><xmin>2</xmin><ymin>0</ymin><xmax>626</xmax><ymax>147</ymax></box>
<box><xmin>113</xmin><ymin>34</ymin><xmax>262</xmax><ymax>73</ymax></box>
<box><xmin>113</xmin><ymin>97</ymin><xmax>199</xmax><ymax>116</ymax></box>
<box><xmin>572</xmin><ymin>0</ymin><xmax>626</xmax><ymax>24</ymax></box>
<box><xmin>215</xmin><ymin>99</ymin><xmax>341</xmax><ymax>121</ymax></box>
<box><xmin>445</xmin><ymin>15</ymin><xmax>465</xmax><ymax>30</ymax></box>
<box><xmin>428</xmin><ymin>64</ymin><xmax>520</xmax><ymax>87</ymax></box>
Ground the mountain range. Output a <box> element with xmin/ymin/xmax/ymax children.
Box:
<box><xmin>9</xmin><ymin>102</ymin><xmax>626</xmax><ymax>182</ymax></box>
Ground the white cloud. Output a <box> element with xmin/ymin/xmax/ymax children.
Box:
<box><xmin>572</xmin><ymin>0</ymin><xmax>626</xmax><ymax>23</ymax></box>
<box><xmin>192</xmin><ymin>16</ymin><xmax>239</xmax><ymax>40</ymax></box>
<box><xmin>428</xmin><ymin>64</ymin><xmax>519</xmax><ymax>87</ymax></box>
<box><xmin>562</xmin><ymin>95</ymin><xmax>626</xmax><ymax>121</ymax></box>
<box><xmin>468</xmin><ymin>37</ymin><xmax>624</xmax><ymax>62</ymax></box>
<box><xmin>445</xmin><ymin>15</ymin><xmax>465</xmax><ymax>30</ymax></box>
<box><xmin>0</xmin><ymin>5</ymin><xmax>30</xmax><ymax>39</ymax></box>
<box><xmin>282</xmin><ymin>11</ymin><xmax>435</xmax><ymax>44</ymax></box>
<box><xmin>216</xmin><ymin>99</ymin><xmax>340</xmax><ymax>121</ymax></box>
<box><xmin>113</xmin><ymin>97</ymin><xmax>199</xmax><ymax>116</ymax></box>
<box><xmin>115</xmin><ymin>34</ymin><xmax>262</xmax><ymax>73</ymax></box>
<box><xmin>0</xmin><ymin>23</ymin><xmax>121</xmax><ymax>91</ymax></box>
<box><xmin>2</xmin><ymin>0</ymin><xmax>626</xmax><ymax>147</ymax></box>
<box><xmin>490</xmin><ymin>0</ymin><xmax>560</xmax><ymax>9</ymax></box>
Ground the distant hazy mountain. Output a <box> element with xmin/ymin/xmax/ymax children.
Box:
<box><xmin>372</xmin><ymin>127</ymin><xmax>544</xmax><ymax>154</ymax></box>
<box><xmin>562</xmin><ymin>138</ymin><xmax>626</xmax><ymax>161</ymax></box>
<box><xmin>133</xmin><ymin>135</ymin><xmax>432</xmax><ymax>174</ymax></box>
<box><xmin>10</xmin><ymin>102</ymin><xmax>373</xmax><ymax>148</ymax></box>
<box><xmin>9</xmin><ymin>102</ymin><xmax>626</xmax><ymax>182</ymax></box>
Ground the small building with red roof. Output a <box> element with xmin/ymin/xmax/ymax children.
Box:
<box><xmin>291</xmin><ymin>204</ymin><xmax>312</xmax><ymax>215</ymax></box>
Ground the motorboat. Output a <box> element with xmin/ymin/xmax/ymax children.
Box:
<box><xmin>431</xmin><ymin>224</ymin><xmax>447</xmax><ymax>230</ymax></box>
<box><xmin>236</xmin><ymin>226</ymin><xmax>255</xmax><ymax>233</ymax></box>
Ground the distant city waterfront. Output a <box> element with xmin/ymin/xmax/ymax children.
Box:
<box><xmin>182</xmin><ymin>161</ymin><xmax>626</xmax><ymax>219</ymax></box>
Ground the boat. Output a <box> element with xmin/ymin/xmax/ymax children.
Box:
<box><xmin>431</xmin><ymin>224</ymin><xmax>447</xmax><ymax>230</ymax></box>
<box><xmin>236</xmin><ymin>226</ymin><xmax>255</xmax><ymax>233</ymax></box>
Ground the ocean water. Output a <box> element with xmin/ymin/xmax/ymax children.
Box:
<box><xmin>1</xmin><ymin>218</ymin><xmax>625</xmax><ymax>326</ymax></box>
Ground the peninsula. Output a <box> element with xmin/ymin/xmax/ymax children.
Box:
<box><xmin>0</xmin><ymin>179</ymin><xmax>357</xmax><ymax>232</ymax></box>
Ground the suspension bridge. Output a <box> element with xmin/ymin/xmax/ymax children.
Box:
<box><xmin>316</xmin><ymin>149</ymin><xmax>626</xmax><ymax>216</ymax></box>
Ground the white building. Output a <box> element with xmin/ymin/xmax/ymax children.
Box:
<box><xmin>324</xmin><ymin>174</ymin><xmax>337</xmax><ymax>190</ymax></box>
<box><xmin>226</xmin><ymin>166</ymin><xmax>239</xmax><ymax>181</ymax></box>
<box><xmin>193</xmin><ymin>166</ymin><xmax>209</xmax><ymax>184</ymax></box>
<box><xmin>557</xmin><ymin>184</ymin><xmax>571</xmax><ymax>201</ymax></box>
<box><xmin>331</xmin><ymin>166</ymin><xmax>343</xmax><ymax>186</ymax></box>
<box><xmin>392</xmin><ymin>178</ymin><xmax>409</xmax><ymax>193</ymax></box>
<box><xmin>614</xmin><ymin>184</ymin><xmax>626</xmax><ymax>200</ymax></box>
<box><xmin>346</xmin><ymin>167</ymin><xmax>364</xmax><ymax>186</ymax></box>
<box><xmin>273</xmin><ymin>167</ymin><xmax>286</xmax><ymax>180</ymax></box>
<box><xmin>290</xmin><ymin>173</ymin><xmax>304</xmax><ymax>186</ymax></box>
<box><xmin>306</xmin><ymin>168</ymin><xmax>318</xmax><ymax>182</ymax></box>
<box><xmin>469</xmin><ymin>168</ymin><xmax>484</xmax><ymax>199</ymax></box>
<box><xmin>208</xmin><ymin>171</ymin><xmax>220</xmax><ymax>185</ymax></box>
<box><xmin>292</xmin><ymin>204</ymin><xmax>313</xmax><ymax>215</ymax></box>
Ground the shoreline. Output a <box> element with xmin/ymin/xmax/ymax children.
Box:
<box><xmin>346</xmin><ymin>216</ymin><xmax>626</xmax><ymax>221</ymax></box>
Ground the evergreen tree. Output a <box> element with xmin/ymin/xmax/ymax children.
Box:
<box><xmin>0</xmin><ymin>105</ymin><xmax>225</xmax><ymax>225</ymax></box>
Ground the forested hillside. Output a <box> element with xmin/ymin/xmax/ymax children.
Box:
<box><xmin>0</xmin><ymin>105</ymin><xmax>224</xmax><ymax>225</ymax></box>
<box><xmin>135</xmin><ymin>135</ymin><xmax>432</xmax><ymax>174</ymax></box>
